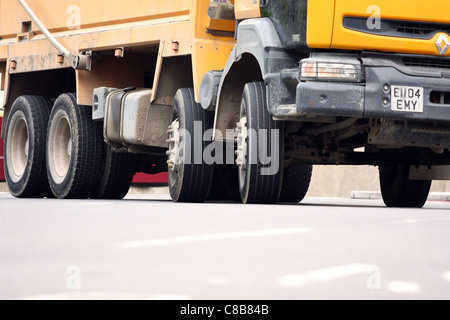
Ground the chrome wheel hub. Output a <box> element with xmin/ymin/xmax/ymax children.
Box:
<box><xmin>166</xmin><ymin>120</ymin><xmax>181</xmax><ymax>172</ymax></box>
<box><xmin>235</xmin><ymin>116</ymin><xmax>248</xmax><ymax>171</ymax></box>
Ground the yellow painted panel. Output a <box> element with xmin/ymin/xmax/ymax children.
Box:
<box><xmin>0</xmin><ymin>0</ymin><xmax>192</xmax><ymax>40</ymax></box>
<box><xmin>306</xmin><ymin>0</ymin><xmax>336</xmax><ymax>49</ymax></box>
<box><xmin>331</xmin><ymin>0</ymin><xmax>450</xmax><ymax>56</ymax></box>
<box><xmin>206</xmin><ymin>16</ymin><xmax>236</xmax><ymax>33</ymax></box>
<box><xmin>235</xmin><ymin>0</ymin><xmax>261</xmax><ymax>20</ymax></box>
<box><xmin>0</xmin><ymin>47</ymin><xmax>7</xmax><ymax>61</ymax></box>
<box><xmin>334</xmin><ymin>0</ymin><xmax>450</xmax><ymax>24</ymax></box>
<box><xmin>332</xmin><ymin>31</ymin><xmax>450</xmax><ymax>57</ymax></box>
<box><xmin>192</xmin><ymin>39</ymin><xmax>235</xmax><ymax>102</ymax></box>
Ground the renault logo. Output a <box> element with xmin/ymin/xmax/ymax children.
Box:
<box><xmin>436</xmin><ymin>34</ymin><xmax>450</xmax><ymax>55</ymax></box>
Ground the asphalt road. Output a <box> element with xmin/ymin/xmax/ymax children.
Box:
<box><xmin>0</xmin><ymin>192</ymin><xmax>450</xmax><ymax>300</ymax></box>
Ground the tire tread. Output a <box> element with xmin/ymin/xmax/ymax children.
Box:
<box><xmin>5</xmin><ymin>95</ymin><xmax>52</xmax><ymax>198</ymax></box>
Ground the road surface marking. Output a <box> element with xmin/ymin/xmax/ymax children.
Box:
<box><xmin>23</xmin><ymin>292</ymin><xmax>190</xmax><ymax>300</ymax></box>
<box><xmin>116</xmin><ymin>227</ymin><xmax>311</xmax><ymax>249</ymax></box>
<box><xmin>278</xmin><ymin>264</ymin><xmax>375</xmax><ymax>287</ymax></box>
<box><xmin>387</xmin><ymin>218</ymin><xmax>450</xmax><ymax>225</ymax></box>
<box><xmin>388</xmin><ymin>281</ymin><xmax>420</xmax><ymax>294</ymax></box>
<box><xmin>443</xmin><ymin>271</ymin><xmax>450</xmax><ymax>281</ymax></box>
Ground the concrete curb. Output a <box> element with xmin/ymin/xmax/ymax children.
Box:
<box><xmin>352</xmin><ymin>191</ymin><xmax>450</xmax><ymax>201</ymax></box>
<box><xmin>427</xmin><ymin>193</ymin><xmax>450</xmax><ymax>201</ymax></box>
<box><xmin>351</xmin><ymin>191</ymin><xmax>382</xmax><ymax>200</ymax></box>
<box><xmin>0</xmin><ymin>182</ymin><xmax>8</xmax><ymax>193</ymax></box>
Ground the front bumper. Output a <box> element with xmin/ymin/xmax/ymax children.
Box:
<box><xmin>271</xmin><ymin>66</ymin><xmax>450</xmax><ymax>123</ymax></box>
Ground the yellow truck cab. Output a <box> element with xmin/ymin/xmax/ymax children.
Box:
<box><xmin>1</xmin><ymin>0</ymin><xmax>450</xmax><ymax>207</ymax></box>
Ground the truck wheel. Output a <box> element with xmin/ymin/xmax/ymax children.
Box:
<box><xmin>167</xmin><ymin>88</ymin><xmax>214</xmax><ymax>202</ymax></box>
<box><xmin>93</xmin><ymin>146</ymin><xmax>136</xmax><ymax>200</ymax></box>
<box><xmin>236</xmin><ymin>82</ymin><xmax>283</xmax><ymax>204</ymax></box>
<box><xmin>379</xmin><ymin>165</ymin><xmax>431</xmax><ymax>208</ymax></box>
<box><xmin>46</xmin><ymin>93</ymin><xmax>104</xmax><ymax>199</ymax></box>
<box><xmin>278</xmin><ymin>164</ymin><xmax>313</xmax><ymax>203</ymax></box>
<box><xmin>4</xmin><ymin>96</ymin><xmax>52</xmax><ymax>198</ymax></box>
<box><xmin>207</xmin><ymin>165</ymin><xmax>230</xmax><ymax>201</ymax></box>
<box><xmin>222</xmin><ymin>164</ymin><xmax>242</xmax><ymax>202</ymax></box>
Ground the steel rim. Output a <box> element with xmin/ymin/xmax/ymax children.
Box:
<box><xmin>52</xmin><ymin>115</ymin><xmax>72</xmax><ymax>181</ymax></box>
<box><xmin>167</xmin><ymin>119</ymin><xmax>182</xmax><ymax>173</ymax></box>
<box><xmin>10</xmin><ymin>117</ymin><xmax>29</xmax><ymax>180</ymax></box>
<box><xmin>236</xmin><ymin>114</ymin><xmax>248</xmax><ymax>188</ymax></box>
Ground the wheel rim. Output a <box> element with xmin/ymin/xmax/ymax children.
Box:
<box><xmin>52</xmin><ymin>116</ymin><xmax>72</xmax><ymax>181</ymax></box>
<box><xmin>10</xmin><ymin>117</ymin><xmax>29</xmax><ymax>179</ymax></box>
<box><xmin>236</xmin><ymin>115</ymin><xmax>248</xmax><ymax>189</ymax></box>
<box><xmin>167</xmin><ymin>119</ymin><xmax>182</xmax><ymax>173</ymax></box>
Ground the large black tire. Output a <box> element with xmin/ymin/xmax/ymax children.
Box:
<box><xmin>278</xmin><ymin>164</ymin><xmax>313</xmax><ymax>203</ymax></box>
<box><xmin>379</xmin><ymin>165</ymin><xmax>431</xmax><ymax>208</ymax></box>
<box><xmin>237</xmin><ymin>82</ymin><xmax>284</xmax><ymax>204</ymax></box>
<box><xmin>207</xmin><ymin>164</ymin><xmax>241</xmax><ymax>202</ymax></box>
<box><xmin>93</xmin><ymin>146</ymin><xmax>136</xmax><ymax>200</ymax></box>
<box><xmin>167</xmin><ymin>88</ymin><xmax>214</xmax><ymax>203</ymax></box>
<box><xmin>4</xmin><ymin>96</ymin><xmax>52</xmax><ymax>198</ymax></box>
<box><xmin>46</xmin><ymin>93</ymin><xmax>104</xmax><ymax>199</ymax></box>
<box><xmin>222</xmin><ymin>164</ymin><xmax>242</xmax><ymax>202</ymax></box>
<box><xmin>207</xmin><ymin>165</ymin><xmax>230</xmax><ymax>201</ymax></box>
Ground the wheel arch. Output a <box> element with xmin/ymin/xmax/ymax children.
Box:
<box><xmin>214</xmin><ymin>52</ymin><xmax>263</xmax><ymax>139</ymax></box>
<box><xmin>214</xmin><ymin>18</ymin><xmax>296</xmax><ymax>138</ymax></box>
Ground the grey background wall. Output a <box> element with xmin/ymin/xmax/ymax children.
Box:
<box><xmin>308</xmin><ymin>165</ymin><xmax>450</xmax><ymax>198</ymax></box>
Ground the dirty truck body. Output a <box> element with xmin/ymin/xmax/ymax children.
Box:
<box><xmin>2</xmin><ymin>0</ymin><xmax>450</xmax><ymax>207</ymax></box>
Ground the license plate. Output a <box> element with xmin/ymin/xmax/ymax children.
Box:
<box><xmin>391</xmin><ymin>86</ymin><xmax>424</xmax><ymax>113</ymax></box>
